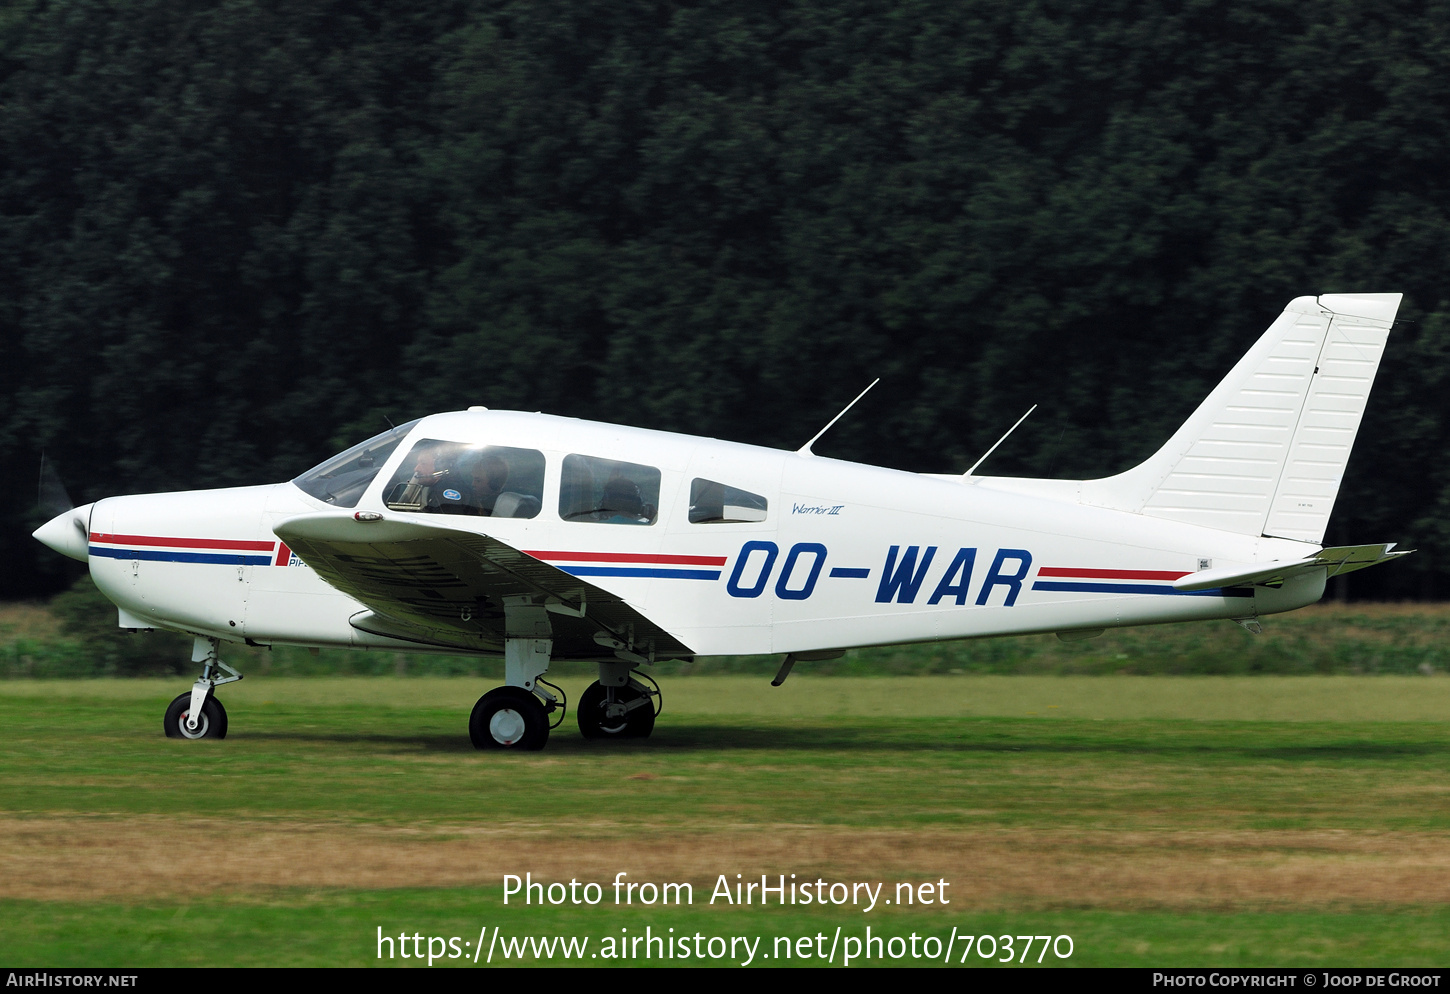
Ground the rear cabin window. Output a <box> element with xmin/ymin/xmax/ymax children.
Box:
<box><xmin>383</xmin><ymin>440</ymin><xmax>545</xmax><ymax>519</ymax></box>
<box><xmin>689</xmin><ymin>479</ymin><xmax>768</xmax><ymax>523</ymax></box>
<box><xmin>559</xmin><ymin>455</ymin><xmax>660</xmax><ymax>525</ymax></box>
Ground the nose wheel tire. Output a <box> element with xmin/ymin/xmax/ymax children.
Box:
<box><xmin>470</xmin><ymin>687</ymin><xmax>550</xmax><ymax>750</ymax></box>
<box><xmin>163</xmin><ymin>693</ymin><xmax>228</xmax><ymax>739</ymax></box>
<box><xmin>578</xmin><ymin>681</ymin><xmax>655</xmax><ymax>740</ymax></box>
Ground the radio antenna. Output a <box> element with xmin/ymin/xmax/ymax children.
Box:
<box><xmin>963</xmin><ymin>404</ymin><xmax>1037</xmax><ymax>477</ymax></box>
<box><xmin>797</xmin><ymin>379</ymin><xmax>880</xmax><ymax>456</ymax></box>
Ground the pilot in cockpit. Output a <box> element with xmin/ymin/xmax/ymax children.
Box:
<box><xmin>392</xmin><ymin>442</ymin><xmax>450</xmax><ymax>510</ymax></box>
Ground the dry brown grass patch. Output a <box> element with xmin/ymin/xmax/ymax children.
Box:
<box><xmin>4</xmin><ymin>816</ymin><xmax>1448</xmax><ymax>910</ymax></box>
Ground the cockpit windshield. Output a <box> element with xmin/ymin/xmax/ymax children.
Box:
<box><xmin>292</xmin><ymin>419</ymin><xmax>422</xmax><ymax>508</ymax></box>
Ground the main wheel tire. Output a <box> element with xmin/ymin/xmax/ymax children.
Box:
<box><xmin>470</xmin><ymin>687</ymin><xmax>550</xmax><ymax>750</ymax></box>
<box><xmin>577</xmin><ymin>681</ymin><xmax>655</xmax><ymax>740</ymax></box>
<box><xmin>163</xmin><ymin>692</ymin><xmax>228</xmax><ymax>740</ymax></box>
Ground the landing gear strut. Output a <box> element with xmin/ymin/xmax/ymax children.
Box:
<box><xmin>469</xmin><ymin>597</ymin><xmax>560</xmax><ymax>751</ymax></box>
<box><xmin>163</xmin><ymin>636</ymin><xmax>240</xmax><ymax>740</ymax></box>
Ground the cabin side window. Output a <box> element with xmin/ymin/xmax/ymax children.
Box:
<box><xmin>383</xmin><ymin>439</ymin><xmax>544</xmax><ymax>518</ymax></box>
<box><xmin>559</xmin><ymin>454</ymin><xmax>660</xmax><ymax>525</ymax></box>
<box><xmin>688</xmin><ymin>479</ymin><xmax>768</xmax><ymax>524</ymax></box>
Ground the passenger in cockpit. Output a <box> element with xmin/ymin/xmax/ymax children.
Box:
<box><xmin>434</xmin><ymin>452</ymin><xmax>508</xmax><ymax>516</ymax></box>
<box><xmin>598</xmin><ymin>473</ymin><xmax>652</xmax><ymax>524</ymax></box>
<box><xmin>469</xmin><ymin>453</ymin><xmax>510</xmax><ymax>516</ymax></box>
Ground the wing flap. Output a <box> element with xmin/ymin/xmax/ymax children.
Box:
<box><xmin>273</xmin><ymin>513</ymin><xmax>693</xmax><ymax>659</ymax></box>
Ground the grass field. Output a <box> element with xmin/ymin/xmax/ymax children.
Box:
<box><xmin>3</xmin><ymin>674</ymin><xmax>1449</xmax><ymax>967</ymax></box>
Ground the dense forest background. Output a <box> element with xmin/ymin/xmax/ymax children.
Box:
<box><xmin>4</xmin><ymin>0</ymin><xmax>1450</xmax><ymax>599</ymax></box>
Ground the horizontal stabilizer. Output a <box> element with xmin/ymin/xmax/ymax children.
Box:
<box><xmin>1172</xmin><ymin>543</ymin><xmax>1411</xmax><ymax>592</ymax></box>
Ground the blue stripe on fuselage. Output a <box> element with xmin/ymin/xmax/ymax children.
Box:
<box><xmin>558</xmin><ymin>566</ymin><xmax>723</xmax><ymax>580</ymax></box>
<box><xmin>89</xmin><ymin>546</ymin><xmax>274</xmax><ymax>566</ymax></box>
<box><xmin>1031</xmin><ymin>580</ymin><xmax>1253</xmax><ymax>598</ymax></box>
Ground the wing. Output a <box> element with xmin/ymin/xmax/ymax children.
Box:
<box><xmin>273</xmin><ymin>513</ymin><xmax>693</xmax><ymax>661</ymax></box>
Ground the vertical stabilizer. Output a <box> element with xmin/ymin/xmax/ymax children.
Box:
<box><xmin>1078</xmin><ymin>293</ymin><xmax>1399</xmax><ymax>544</ymax></box>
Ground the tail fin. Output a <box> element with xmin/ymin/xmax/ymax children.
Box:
<box><xmin>1078</xmin><ymin>293</ymin><xmax>1400</xmax><ymax>543</ymax></box>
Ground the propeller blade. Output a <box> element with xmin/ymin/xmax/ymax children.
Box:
<box><xmin>37</xmin><ymin>453</ymin><xmax>74</xmax><ymax>518</ymax></box>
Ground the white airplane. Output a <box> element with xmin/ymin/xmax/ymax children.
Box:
<box><xmin>33</xmin><ymin>293</ymin><xmax>1410</xmax><ymax>750</ymax></box>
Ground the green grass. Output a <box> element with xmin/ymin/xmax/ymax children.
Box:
<box><xmin>2</xmin><ymin>676</ymin><xmax>1449</xmax><ymax>966</ymax></box>
<box><xmin>3</xmin><ymin>895</ymin><xmax>1448</xmax><ymax>967</ymax></box>
<box><xmin>4</xmin><ymin>676</ymin><xmax>1449</xmax><ymax>827</ymax></box>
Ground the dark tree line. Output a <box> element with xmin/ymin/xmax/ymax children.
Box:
<box><xmin>5</xmin><ymin>0</ymin><xmax>1450</xmax><ymax>598</ymax></box>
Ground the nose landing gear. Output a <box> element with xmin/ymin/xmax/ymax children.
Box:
<box><xmin>163</xmin><ymin>636</ymin><xmax>241</xmax><ymax>740</ymax></box>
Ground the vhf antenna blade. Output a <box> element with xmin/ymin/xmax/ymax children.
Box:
<box><xmin>963</xmin><ymin>404</ymin><xmax>1037</xmax><ymax>477</ymax></box>
<box><xmin>797</xmin><ymin>378</ymin><xmax>880</xmax><ymax>456</ymax></box>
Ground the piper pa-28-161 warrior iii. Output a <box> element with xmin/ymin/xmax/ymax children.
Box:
<box><xmin>34</xmin><ymin>293</ymin><xmax>1411</xmax><ymax>750</ymax></box>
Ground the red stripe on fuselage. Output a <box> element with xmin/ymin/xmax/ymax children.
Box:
<box><xmin>275</xmin><ymin>542</ymin><xmax>292</xmax><ymax>566</ymax></box>
<box><xmin>90</xmin><ymin>532</ymin><xmax>276</xmax><ymax>552</ymax></box>
<box><xmin>523</xmin><ymin>550</ymin><xmax>728</xmax><ymax>566</ymax></box>
<box><xmin>1037</xmin><ymin>567</ymin><xmax>1191</xmax><ymax>581</ymax></box>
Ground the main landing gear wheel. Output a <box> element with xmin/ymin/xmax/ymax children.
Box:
<box><xmin>577</xmin><ymin>681</ymin><xmax>655</xmax><ymax>740</ymax></box>
<box><xmin>163</xmin><ymin>693</ymin><xmax>228</xmax><ymax>740</ymax></box>
<box><xmin>470</xmin><ymin>687</ymin><xmax>550</xmax><ymax>750</ymax></box>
